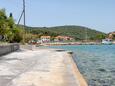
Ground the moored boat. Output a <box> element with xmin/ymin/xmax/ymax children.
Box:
<box><xmin>102</xmin><ymin>39</ymin><xmax>112</xmax><ymax>44</ymax></box>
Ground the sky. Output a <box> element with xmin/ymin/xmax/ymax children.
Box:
<box><xmin>0</xmin><ymin>0</ymin><xmax>115</xmax><ymax>33</ymax></box>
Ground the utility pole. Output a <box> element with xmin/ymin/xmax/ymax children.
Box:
<box><xmin>17</xmin><ymin>0</ymin><xmax>26</xmax><ymax>27</ymax></box>
<box><xmin>22</xmin><ymin>0</ymin><xmax>26</xmax><ymax>44</ymax></box>
<box><xmin>23</xmin><ymin>0</ymin><xmax>26</xmax><ymax>29</ymax></box>
<box><xmin>17</xmin><ymin>0</ymin><xmax>26</xmax><ymax>44</ymax></box>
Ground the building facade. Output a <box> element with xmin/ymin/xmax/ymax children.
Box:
<box><xmin>41</xmin><ymin>36</ymin><xmax>51</xmax><ymax>43</ymax></box>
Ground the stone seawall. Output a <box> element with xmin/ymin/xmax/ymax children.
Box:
<box><xmin>0</xmin><ymin>43</ymin><xmax>20</xmax><ymax>56</ymax></box>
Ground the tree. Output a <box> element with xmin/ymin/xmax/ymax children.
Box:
<box><xmin>0</xmin><ymin>9</ymin><xmax>10</xmax><ymax>41</ymax></box>
<box><xmin>96</xmin><ymin>34</ymin><xmax>106</xmax><ymax>40</ymax></box>
<box><xmin>12</xmin><ymin>28</ymin><xmax>24</xmax><ymax>42</ymax></box>
<box><xmin>8</xmin><ymin>13</ymin><xmax>15</xmax><ymax>28</ymax></box>
<box><xmin>0</xmin><ymin>9</ymin><xmax>24</xmax><ymax>43</ymax></box>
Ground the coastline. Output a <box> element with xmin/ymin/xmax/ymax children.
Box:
<box><xmin>39</xmin><ymin>42</ymin><xmax>101</xmax><ymax>46</ymax></box>
<box><xmin>66</xmin><ymin>51</ymin><xmax>88</xmax><ymax>86</ymax></box>
<box><xmin>23</xmin><ymin>45</ymin><xmax>88</xmax><ymax>86</ymax></box>
<box><xmin>0</xmin><ymin>45</ymin><xmax>88</xmax><ymax>86</ymax></box>
<box><xmin>39</xmin><ymin>41</ymin><xmax>115</xmax><ymax>46</ymax></box>
<box><xmin>37</xmin><ymin>46</ymin><xmax>88</xmax><ymax>86</ymax></box>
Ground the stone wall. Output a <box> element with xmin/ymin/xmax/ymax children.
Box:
<box><xmin>0</xmin><ymin>43</ymin><xmax>20</xmax><ymax>56</ymax></box>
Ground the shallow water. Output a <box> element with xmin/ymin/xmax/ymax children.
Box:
<box><xmin>48</xmin><ymin>45</ymin><xmax>115</xmax><ymax>86</ymax></box>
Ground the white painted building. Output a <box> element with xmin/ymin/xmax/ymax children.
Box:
<box><xmin>41</xmin><ymin>36</ymin><xmax>51</xmax><ymax>43</ymax></box>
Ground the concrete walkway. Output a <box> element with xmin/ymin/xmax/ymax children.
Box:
<box><xmin>0</xmin><ymin>49</ymin><xmax>87</xmax><ymax>86</ymax></box>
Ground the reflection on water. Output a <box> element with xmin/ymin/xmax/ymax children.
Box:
<box><xmin>48</xmin><ymin>45</ymin><xmax>115</xmax><ymax>86</ymax></box>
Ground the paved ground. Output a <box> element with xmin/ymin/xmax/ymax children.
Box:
<box><xmin>0</xmin><ymin>49</ymin><xmax>87</xmax><ymax>86</ymax></box>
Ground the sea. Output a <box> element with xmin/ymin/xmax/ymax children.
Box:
<box><xmin>47</xmin><ymin>45</ymin><xmax>115</xmax><ymax>86</ymax></box>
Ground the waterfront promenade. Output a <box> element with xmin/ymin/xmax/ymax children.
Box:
<box><xmin>0</xmin><ymin>48</ymin><xmax>87</xmax><ymax>86</ymax></box>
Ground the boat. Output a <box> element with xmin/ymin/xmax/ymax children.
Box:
<box><xmin>102</xmin><ymin>39</ymin><xmax>112</xmax><ymax>44</ymax></box>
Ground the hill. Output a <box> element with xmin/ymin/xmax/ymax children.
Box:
<box><xmin>25</xmin><ymin>25</ymin><xmax>106</xmax><ymax>40</ymax></box>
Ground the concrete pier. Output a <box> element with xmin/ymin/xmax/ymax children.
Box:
<box><xmin>0</xmin><ymin>48</ymin><xmax>87</xmax><ymax>86</ymax></box>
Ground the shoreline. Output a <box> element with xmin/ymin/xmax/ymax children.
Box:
<box><xmin>67</xmin><ymin>51</ymin><xmax>88</xmax><ymax>86</ymax></box>
<box><xmin>37</xmin><ymin>46</ymin><xmax>88</xmax><ymax>86</ymax></box>
<box><xmin>0</xmin><ymin>45</ymin><xmax>88</xmax><ymax>86</ymax></box>
<box><xmin>38</xmin><ymin>42</ymin><xmax>115</xmax><ymax>46</ymax></box>
<box><xmin>21</xmin><ymin>45</ymin><xmax>88</xmax><ymax>86</ymax></box>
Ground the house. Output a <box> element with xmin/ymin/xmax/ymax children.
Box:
<box><xmin>54</xmin><ymin>36</ymin><xmax>74</xmax><ymax>42</ymax></box>
<box><xmin>41</xmin><ymin>36</ymin><xmax>51</xmax><ymax>43</ymax></box>
<box><xmin>108</xmin><ymin>32</ymin><xmax>115</xmax><ymax>39</ymax></box>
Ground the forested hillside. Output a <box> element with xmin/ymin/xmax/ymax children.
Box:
<box><xmin>26</xmin><ymin>25</ymin><xmax>106</xmax><ymax>40</ymax></box>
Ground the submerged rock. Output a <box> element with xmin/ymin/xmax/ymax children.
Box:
<box><xmin>98</xmin><ymin>68</ymin><xmax>106</xmax><ymax>72</ymax></box>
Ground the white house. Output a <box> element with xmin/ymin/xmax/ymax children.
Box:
<box><xmin>41</xmin><ymin>36</ymin><xmax>51</xmax><ymax>43</ymax></box>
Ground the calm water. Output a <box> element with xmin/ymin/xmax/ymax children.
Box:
<box><xmin>48</xmin><ymin>45</ymin><xmax>115</xmax><ymax>86</ymax></box>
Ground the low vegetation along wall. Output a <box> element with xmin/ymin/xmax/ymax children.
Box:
<box><xmin>0</xmin><ymin>43</ymin><xmax>20</xmax><ymax>56</ymax></box>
